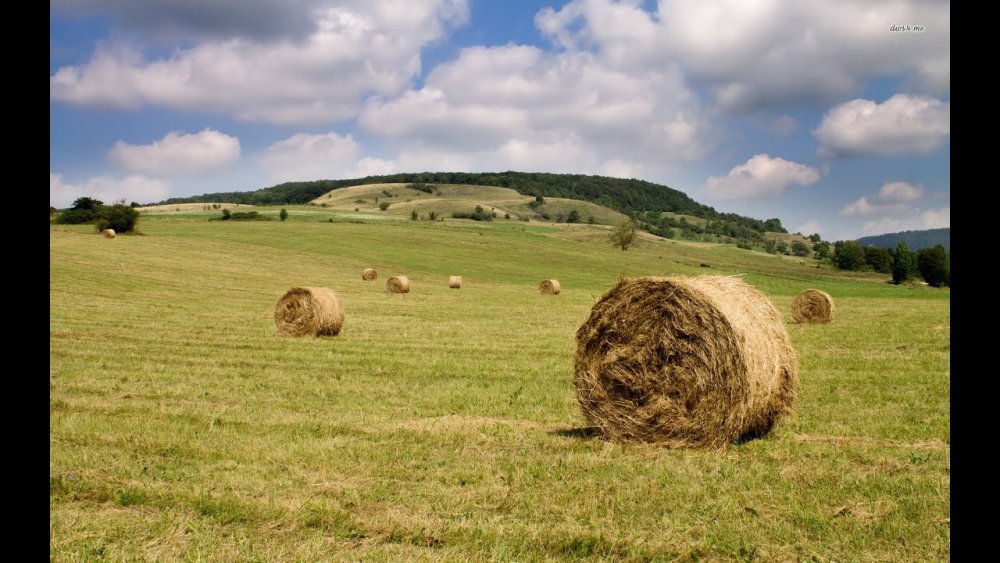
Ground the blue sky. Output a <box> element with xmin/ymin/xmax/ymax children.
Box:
<box><xmin>50</xmin><ymin>0</ymin><xmax>950</xmax><ymax>241</ymax></box>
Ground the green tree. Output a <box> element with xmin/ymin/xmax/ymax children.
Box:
<box><xmin>864</xmin><ymin>245</ymin><xmax>894</xmax><ymax>274</ymax></box>
<box><xmin>775</xmin><ymin>241</ymin><xmax>789</xmax><ymax>255</ymax></box>
<box><xmin>279</xmin><ymin>208</ymin><xmax>288</xmax><ymax>221</ymax></box>
<box><xmin>567</xmin><ymin>209</ymin><xmax>581</xmax><ymax>223</ymax></box>
<box><xmin>833</xmin><ymin>240</ymin><xmax>866</xmax><ymax>271</ymax></box>
<box><xmin>808</xmin><ymin>233</ymin><xmax>822</xmax><ymax>243</ymax></box>
<box><xmin>96</xmin><ymin>202</ymin><xmax>140</xmax><ymax>233</ymax></box>
<box><xmin>72</xmin><ymin>197</ymin><xmax>104</xmax><ymax>211</ymax></box>
<box><xmin>813</xmin><ymin>241</ymin><xmax>832</xmax><ymax>260</ymax></box>
<box><xmin>917</xmin><ymin>245</ymin><xmax>950</xmax><ymax>287</ymax></box>
<box><xmin>610</xmin><ymin>220</ymin><xmax>637</xmax><ymax>251</ymax></box>
<box><xmin>891</xmin><ymin>242</ymin><xmax>917</xmax><ymax>284</ymax></box>
<box><xmin>791</xmin><ymin>240</ymin><xmax>810</xmax><ymax>257</ymax></box>
<box><xmin>221</xmin><ymin>209</ymin><xmax>231</xmax><ymax>220</ymax></box>
<box><xmin>55</xmin><ymin>197</ymin><xmax>106</xmax><ymax>224</ymax></box>
<box><xmin>378</xmin><ymin>201</ymin><xmax>390</xmax><ymax>211</ymax></box>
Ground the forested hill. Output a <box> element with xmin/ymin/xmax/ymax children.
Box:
<box><xmin>856</xmin><ymin>228</ymin><xmax>950</xmax><ymax>252</ymax></box>
<box><xmin>155</xmin><ymin>171</ymin><xmax>787</xmax><ymax>235</ymax></box>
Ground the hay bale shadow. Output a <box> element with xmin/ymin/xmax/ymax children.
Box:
<box><xmin>549</xmin><ymin>426</ymin><xmax>603</xmax><ymax>440</ymax></box>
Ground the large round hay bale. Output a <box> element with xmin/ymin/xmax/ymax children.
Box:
<box><xmin>574</xmin><ymin>275</ymin><xmax>798</xmax><ymax>448</ymax></box>
<box><xmin>101</xmin><ymin>229</ymin><xmax>116</xmax><ymax>239</ymax></box>
<box><xmin>449</xmin><ymin>276</ymin><xmax>462</xmax><ymax>289</ymax></box>
<box><xmin>539</xmin><ymin>279</ymin><xmax>561</xmax><ymax>295</ymax></box>
<box><xmin>791</xmin><ymin>289</ymin><xmax>835</xmax><ymax>324</ymax></box>
<box><xmin>387</xmin><ymin>276</ymin><xmax>411</xmax><ymax>293</ymax></box>
<box><xmin>362</xmin><ymin>268</ymin><xmax>378</xmax><ymax>281</ymax></box>
<box><xmin>273</xmin><ymin>287</ymin><xmax>345</xmax><ymax>337</ymax></box>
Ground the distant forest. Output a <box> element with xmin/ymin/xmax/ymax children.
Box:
<box><xmin>856</xmin><ymin>228</ymin><xmax>950</xmax><ymax>252</ymax></box>
<box><xmin>155</xmin><ymin>171</ymin><xmax>787</xmax><ymax>236</ymax></box>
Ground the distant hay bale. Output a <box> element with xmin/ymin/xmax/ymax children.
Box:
<box><xmin>362</xmin><ymin>268</ymin><xmax>378</xmax><ymax>281</ymax></box>
<box><xmin>791</xmin><ymin>289</ymin><xmax>835</xmax><ymax>324</ymax></box>
<box><xmin>449</xmin><ymin>276</ymin><xmax>462</xmax><ymax>289</ymax></box>
<box><xmin>539</xmin><ymin>279</ymin><xmax>561</xmax><ymax>295</ymax></box>
<box><xmin>273</xmin><ymin>287</ymin><xmax>345</xmax><ymax>337</ymax></box>
<box><xmin>101</xmin><ymin>229</ymin><xmax>116</xmax><ymax>239</ymax></box>
<box><xmin>387</xmin><ymin>276</ymin><xmax>411</xmax><ymax>294</ymax></box>
<box><xmin>574</xmin><ymin>275</ymin><xmax>798</xmax><ymax>448</ymax></box>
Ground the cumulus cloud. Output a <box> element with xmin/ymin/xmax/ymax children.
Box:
<box><xmin>50</xmin><ymin>0</ymin><xmax>469</xmax><ymax>124</ymax></box>
<box><xmin>703</xmin><ymin>154</ymin><xmax>820</xmax><ymax>199</ymax></box>
<box><xmin>535</xmin><ymin>0</ymin><xmax>949</xmax><ymax>113</ymax></box>
<box><xmin>841</xmin><ymin>181</ymin><xmax>924</xmax><ymax>216</ymax></box>
<box><xmin>50</xmin><ymin>172</ymin><xmax>170</xmax><ymax>208</ymax></box>
<box><xmin>860</xmin><ymin>207</ymin><xmax>950</xmax><ymax>236</ymax></box>
<box><xmin>814</xmin><ymin>94</ymin><xmax>950</xmax><ymax>157</ymax></box>
<box><xmin>107</xmin><ymin>129</ymin><xmax>240</xmax><ymax>177</ymax></box>
<box><xmin>257</xmin><ymin>132</ymin><xmax>361</xmax><ymax>183</ymax></box>
<box><xmin>358</xmin><ymin>44</ymin><xmax>709</xmax><ymax>176</ymax></box>
<box><xmin>796</xmin><ymin>220</ymin><xmax>823</xmax><ymax>237</ymax></box>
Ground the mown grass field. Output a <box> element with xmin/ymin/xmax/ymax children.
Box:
<box><xmin>50</xmin><ymin>206</ymin><xmax>949</xmax><ymax>561</ymax></box>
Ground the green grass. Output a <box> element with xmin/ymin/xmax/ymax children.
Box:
<box><xmin>50</xmin><ymin>211</ymin><xmax>949</xmax><ymax>560</ymax></box>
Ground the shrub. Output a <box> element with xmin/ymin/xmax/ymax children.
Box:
<box><xmin>279</xmin><ymin>208</ymin><xmax>288</xmax><ymax>221</ymax></box>
<box><xmin>221</xmin><ymin>209</ymin><xmax>231</xmax><ymax>220</ymax></box>
<box><xmin>504</xmin><ymin>213</ymin><xmax>511</xmax><ymax>220</ymax></box>
<box><xmin>567</xmin><ymin>209</ymin><xmax>581</xmax><ymax>223</ymax></box>
<box><xmin>428</xmin><ymin>210</ymin><xmax>438</xmax><ymax>220</ymax></box>
<box><xmin>408</xmin><ymin>183</ymin><xmax>436</xmax><ymax>194</ymax></box>
<box><xmin>378</xmin><ymin>202</ymin><xmax>390</xmax><ymax>211</ymax></box>
<box><xmin>411</xmin><ymin>209</ymin><xmax>419</xmax><ymax>220</ymax></box>
<box><xmin>96</xmin><ymin>203</ymin><xmax>140</xmax><ymax>233</ymax></box>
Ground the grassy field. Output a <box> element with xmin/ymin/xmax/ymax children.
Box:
<box><xmin>50</xmin><ymin>206</ymin><xmax>949</xmax><ymax>561</ymax></box>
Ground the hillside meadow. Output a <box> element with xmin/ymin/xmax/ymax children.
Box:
<box><xmin>50</xmin><ymin>205</ymin><xmax>949</xmax><ymax>560</ymax></box>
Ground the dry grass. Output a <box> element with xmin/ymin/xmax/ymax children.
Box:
<box><xmin>273</xmin><ymin>287</ymin><xmax>345</xmax><ymax>337</ymax></box>
<box><xmin>792</xmin><ymin>289</ymin><xmax>835</xmax><ymax>323</ymax></box>
<box><xmin>574</xmin><ymin>275</ymin><xmax>798</xmax><ymax>448</ymax></box>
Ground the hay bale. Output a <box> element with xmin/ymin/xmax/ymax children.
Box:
<box><xmin>273</xmin><ymin>287</ymin><xmax>345</xmax><ymax>337</ymax></box>
<box><xmin>387</xmin><ymin>276</ymin><xmax>411</xmax><ymax>294</ymax></box>
<box><xmin>791</xmin><ymin>289</ymin><xmax>835</xmax><ymax>324</ymax></box>
<box><xmin>362</xmin><ymin>268</ymin><xmax>378</xmax><ymax>281</ymax></box>
<box><xmin>101</xmin><ymin>229</ymin><xmax>116</xmax><ymax>239</ymax></box>
<box><xmin>574</xmin><ymin>275</ymin><xmax>798</xmax><ymax>448</ymax></box>
<box><xmin>449</xmin><ymin>276</ymin><xmax>462</xmax><ymax>289</ymax></box>
<box><xmin>539</xmin><ymin>279</ymin><xmax>561</xmax><ymax>295</ymax></box>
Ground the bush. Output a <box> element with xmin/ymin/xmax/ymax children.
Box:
<box><xmin>428</xmin><ymin>210</ymin><xmax>438</xmax><ymax>220</ymax></box>
<box><xmin>791</xmin><ymin>240</ymin><xmax>810</xmax><ymax>257</ymax></box>
<box><xmin>567</xmin><ymin>209</ymin><xmax>581</xmax><ymax>223</ymax></box>
<box><xmin>96</xmin><ymin>203</ymin><xmax>140</xmax><ymax>233</ymax></box>
<box><xmin>221</xmin><ymin>209</ymin><xmax>231</xmax><ymax>220</ymax></box>
<box><xmin>408</xmin><ymin>183</ymin><xmax>436</xmax><ymax>194</ymax></box>
<box><xmin>411</xmin><ymin>209</ymin><xmax>419</xmax><ymax>220</ymax></box>
<box><xmin>279</xmin><ymin>208</ymin><xmax>288</xmax><ymax>221</ymax></box>
<box><xmin>587</xmin><ymin>215</ymin><xmax>596</xmax><ymax>225</ymax></box>
<box><xmin>833</xmin><ymin>240</ymin><xmax>866</xmax><ymax>271</ymax></box>
<box><xmin>54</xmin><ymin>197</ymin><xmax>105</xmax><ymax>224</ymax></box>
<box><xmin>917</xmin><ymin>245</ymin><xmax>949</xmax><ymax>287</ymax></box>
<box><xmin>378</xmin><ymin>202</ymin><xmax>390</xmax><ymax>211</ymax></box>
<box><xmin>610</xmin><ymin>220</ymin><xmax>637</xmax><ymax>251</ymax></box>
<box><xmin>504</xmin><ymin>213</ymin><xmax>511</xmax><ymax>220</ymax></box>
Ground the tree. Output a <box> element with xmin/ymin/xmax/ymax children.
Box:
<box><xmin>864</xmin><ymin>245</ymin><xmax>894</xmax><ymax>274</ymax></box>
<box><xmin>917</xmin><ymin>244</ymin><xmax>950</xmax><ymax>287</ymax></box>
<box><xmin>891</xmin><ymin>242</ymin><xmax>917</xmax><ymax>284</ymax></box>
<box><xmin>808</xmin><ymin>233</ymin><xmax>822</xmax><ymax>243</ymax></box>
<box><xmin>791</xmin><ymin>240</ymin><xmax>810</xmax><ymax>257</ymax></box>
<box><xmin>378</xmin><ymin>201</ymin><xmax>390</xmax><ymax>211</ymax></box>
<box><xmin>72</xmin><ymin>197</ymin><xmax>103</xmax><ymax>211</ymax></box>
<box><xmin>96</xmin><ymin>202</ymin><xmax>140</xmax><ymax>233</ymax></box>
<box><xmin>813</xmin><ymin>241</ymin><xmax>832</xmax><ymax>261</ymax></box>
<box><xmin>567</xmin><ymin>209</ymin><xmax>581</xmax><ymax>223</ymax></box>
<box><xmin>279</xmin><ymin>208</ymin><xmax>288</xmax><ymax>221</ymax></box>
<box><xmin>221</xmin><ymin>209</ymin><xmax>231</xmax><ymax>220</ymax></box>
<box><xmin>775</xmin><ymin>241</ymin><xmax>789</xmax><ymax>255</ymax></box>
<box><xmin>833</xmin><ymin>240</ymin><xmax>866</xmax><ymax>271</ymax></box>
<box><xmin>610</xmin><ymin>220</ymin><xmax>637</xmax><ymax>251</ymax></box>
<box><xmin>410</xmin><ymin>209</ymin><xmax>419</xmax><ymax>220</ymax></box>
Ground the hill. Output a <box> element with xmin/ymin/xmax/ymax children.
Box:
<box><xmin>856</xmin><ymin>228</ymin><xmax>950</xmax><ymax>252</ymax></box>
<box><xmin>154</xmin><ymin>171</ymin><xmax>788</xmax><ymax>241</ymax></box>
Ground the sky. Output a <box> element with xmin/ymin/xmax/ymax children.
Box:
<box><xmin>50</xmin><ymin>0</ymin><xmax>950</xmax><ymax>241</ymax></box>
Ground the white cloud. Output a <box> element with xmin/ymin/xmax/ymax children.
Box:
<box><xmin>257</xmin><ymin>132</ymin><xmax>361</xmax><ymax>183</ymax></box>
<box><xmin>107</xmin><ymin>128</ymin><xmax>240</xmax><ymax>177</ymax></box>
<box><xmin>878</xmin><ymin>180</ymin><xmax>923</xmax><ymax>202</ymax></box>
<box><xmin>50</xmin><ymin>172</ymin><xmax>170</xmax><ymax>208</ymax></box>
<box><xmin>841</xmin><ymin>181</ymin><xmax>924</xmax><ymax>216</ymax></box>
<box><xmin>814</xmin><ymin>94</ymin><xmax>950</xmax><ymax>157</ymax></box>
<box><xmin>860</xmin><ymin>207</ymin><xmax>950</xmax><ymax>236</ymax></box>
<box><xmin>358</xmin><ymin>44</ymin><xmax>710</xmax><ymax>177</ymax></box>
<box><xmin>703</xmin><ymin>154</ymin><xmax>820</xmax><ymax>199</ymax></box>
<box><xmin>535</xmin><ymin>0</ymin><xmax>949</xmax><ymax>113</ymax></box>
<box><xmin>50</xmin><ymin>1</ymin><xmax>469</xmax><ymax>125</ymax></box>
<box><xmin>796</xmin><ymin>220</ymin><xmax>823</xmax><ymax>237</ymax></box>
